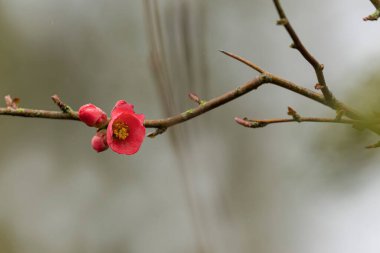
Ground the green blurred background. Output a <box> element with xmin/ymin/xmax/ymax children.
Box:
<box><xmin>1</xmin><ymin>0</ymin><xmax>380</xmax><ymax>252</ymax></box>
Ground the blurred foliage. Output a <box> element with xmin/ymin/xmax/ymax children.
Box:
<box><xmin>311</xmin><ymin>69</ymin><xmax>380</xmax><ymax>186</ymax></box>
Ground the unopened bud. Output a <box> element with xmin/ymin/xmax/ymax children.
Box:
<box><xmin>91</xmin><ymin>130</ymin><xmax>109</xmax><ymax>152</ymax></box>
<box><xmin>78</xmin><ymin>103</ymin><xmax>108</xmax><ymax>128</ymax></box>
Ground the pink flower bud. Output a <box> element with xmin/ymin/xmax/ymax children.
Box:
<box><xmin>91</xmin><ymin>130</ymin><xmax>109</xmax><ymax>152</ymax></box>
<box><xmin>78</xmin><ymin>104</ymin><xmax>108</xmax><ymax>128</ymax></box>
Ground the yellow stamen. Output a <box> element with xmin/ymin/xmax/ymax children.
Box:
<box><xmin>113</xmin><ymin>121</ymin><xmax>129</xmax><ymax>140</ymax></box>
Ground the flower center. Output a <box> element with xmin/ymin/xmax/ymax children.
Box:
<box><xmin>113</xmin><ymin>121</ymin><xmax>129</xmax><ymax>140</ymax></box>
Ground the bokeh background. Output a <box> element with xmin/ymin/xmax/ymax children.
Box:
<box><xmin>1</xmin><ymin>0</ymin><xmax>380</xmax><ymax>252</ymax></box>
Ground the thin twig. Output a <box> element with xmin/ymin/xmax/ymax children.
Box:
<box><xmin>144</xmin><ymin>75</ymin><xmax>269</xmax><ymax>127</ymax></box>
<box><xmin>0</xmin><ymin>107</ymin><xmax>79</xmax><ymax>120</ymax></box>
<box><xmin>235</xmin><ymin>116</ymin><xmax>365</xmax><ymax>128</ymax></box>
<box><xmin>217</xmin><ymin>48</ymin><xmax>367</xmax><ymax>126</ymax></box>
<box><xmin>273</xmin><ymin>0</ymin><xmax>334</xmax><ymax>103</ymax></box>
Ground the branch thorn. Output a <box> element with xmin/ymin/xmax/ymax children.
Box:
<box><xmin>219</xmin><ymin>50</ymin><xmax>266</xmax><ymax>74</ymax></box>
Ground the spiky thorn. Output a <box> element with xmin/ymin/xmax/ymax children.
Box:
<box><xmin>219</xmin><ymin>50</ymin><xmax>267</xmax><ymax>74</ymax></box>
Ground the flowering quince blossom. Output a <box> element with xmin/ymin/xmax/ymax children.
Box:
<box><xmin>91</xmin><ymin>129</ymin><xmax>108</xmax><ymax>152</ymax></box>
<box><xmin>78</xmin><ymin>104</ymin><xmax>108</xmax><ymax>128</ymax></box>
<box><xmin>106</xmin><ymin>100</ymin><xmax>146</xmax><ymax>155</ymax></box>
<box><xmin>79</xmin><ymin>100</ymin><xmax>146</xmax><ymax>155</ymax></box>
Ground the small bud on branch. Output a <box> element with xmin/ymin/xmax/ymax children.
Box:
<box><xmin>287</xmin><ymin>106</ymin><xmax>301</xmax><ymax>122</ymax></box>
<box><xmin>4</xmin><ymin>95</ymin><xmax>20</xmax><ymax>109</ymax></box>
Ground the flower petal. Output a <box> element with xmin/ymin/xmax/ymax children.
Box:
<box><xmin>111</xmin><ymin>100</ymin><xmax>135</xmax><ymax>118</ymax></box>
<box><xmin>135</xmin><ymin>113</ymin><xmax>145</xmax><ymax>124</ymax></box>
<box><xmin>107</xmin><ymin>113</ymin><xmax>145</xmax><ymax>155</ymax></box>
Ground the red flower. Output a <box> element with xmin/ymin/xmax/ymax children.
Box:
<box><xmin>78</xmin><ymin>104</ymin><xmax>108</xmax><ymax>128</ymax></box>
<box><xmin>91</xmin><ymin>130</ymin><xmax>109</xmax><ymax>152</ymax></box>
<box><xmin>106</xmin><ymin>100</ymin><xmax>145</xmax><ymax>155</ymax></box>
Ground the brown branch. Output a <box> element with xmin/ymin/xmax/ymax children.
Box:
<box><xmin>235</xmin><ymin>116</ymin><xmax>366</xmax><ymax>128</ymax></box>
<box><xmin>273</xmin><ymin>0</ymin><xmax>334</xmax><ymax>103</ymax></box>
<box><xmin>0</xmin><ymin>73</ymin><xmax>313</xmax><ymax>129</ymax></box>
<box><xmin>218</xmin><ymin>47</ymin><xmax>369</xmax><ymax>126</ymax></box>
<box><xmin>0</xmin><ymin>74</ymin><xmax>268</xmax><ymax>128</ymax></box>
<box><xmin>2</xmin><ymin>68</ymin><xmax>380</xmax><ymax>135</ymax></box>
<box><xmin>0</xmin><ymin>107</ymin><xmax>79</xmax><ymax>120</ymax></box>
<box><xmin>219</xmin><ymin>50</ymin><xmax>328</xmax><ymax>105</ymax></box>
<box><xmin>218</xmin><ymin>3</ymin><xmax>380</xmax><ymax>136</ymax></box>
<box><xmin>144</xmin><ymin>75</ymin><xmax>268</xmax><ymax>128</ymax></box>
<box><xmin>217</xmin><ymin>50</ymin><xmax>380</xmax><ymax>135</ymax></box>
